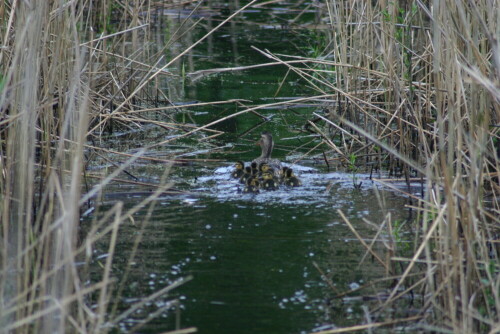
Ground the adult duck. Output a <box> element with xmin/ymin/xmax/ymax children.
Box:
<box><xmin>252</xmin><ymin>131</ymin><xmax>281</xmax><ymax>172</ymax></box>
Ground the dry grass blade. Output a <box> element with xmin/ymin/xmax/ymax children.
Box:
<box><xmin>337</xmin><ymin>210</ymin><xmax>390</xmax><ymax>272</ymax></box>
<box><xmin>338</xmin><ymin>117</ymin><xmax>425</xmax><ymax>175</ymax></box>
<box><xmin>311</xmin><ymin>315</ymin><xmax>422</xmax><ymax>334</ymax></box>
<box><xmin>0</xmin><ymin>0</ymin><xmax>229</xmax><ymax>332</ymax></box>
<box><xmin>111</xmin><ymin>276</ymin><xmax>193</xmax><ymax>326</ymax></box>
<box><xmin>150</xmin><ymin>94</ymin><xmax>334</xmax><ymax>148</ymax></box>
<box><xmin>87</xmin><ymin>0</ymin><xmax>261</xmax><ymax>136</ymax></box>
<box><xmin>160</xmin><ymin>327</ymin><xmax>198</xmax><ymax>334</ymax></box>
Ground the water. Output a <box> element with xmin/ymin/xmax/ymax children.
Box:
<box><xmin>86</xmin><ymin>2</ymin><xmax>418</xmax><ymax>333</ymax></box>
<box><xmin>91</xmin><ymin>162</ymin><xmax>414</xmax><ymax>333</ymax></box>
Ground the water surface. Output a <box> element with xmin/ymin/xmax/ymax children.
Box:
<box><xmin>87</xmin><ymin>3</ymin><xmax>417</xmax><ymax>333</ymax></box>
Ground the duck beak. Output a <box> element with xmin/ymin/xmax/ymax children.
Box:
<box><xmin>255</xmin><ymin>138</ymin><xmax>262</xmax><ymax>146</ymax></box>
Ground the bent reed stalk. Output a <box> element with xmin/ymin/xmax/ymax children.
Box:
<box><xmin>0</xmin><ymin>0</ymin><xmax>232</xmax><ymax>332</ymax></box>
<box><xmin>277</xmin><ymin>1</ymin><xmax>498</xmax><ymax>333</ymax></box>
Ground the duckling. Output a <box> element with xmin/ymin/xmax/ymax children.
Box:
<box><xmin>283</xmin><ymin>168</ymin><xmax>301</xmax><ymax>187</ymax></box>
<box><xmin>258</xmin><ymin>162</ymin><xmax>267</xmax><ymax>178</ymax></box>
<box><xmin>239</xmin><ymin>166</ymin><xmax>252</xmax><ymax>184</ymax></box>
<box><xmin>258</xmin><ymin>162</ymin><xmax>270</xmax><ymax>178</ymax></box>
<box><xmin>279</xmin><ymin>166</ymin><xmax>290</xmax><ymax>183</ymax></box>
<box><xmin>250</xmin><ymin>161</ymin><xmax>259</xmax><ymax>176</ymax></box>
<box><xmin>260</xmin><ymin>162</ymin><xmax>281</xmax><ymax>180</ymax></box>
<box><xmin>260</xmin><ymin>163</ymin><xmax>271</xmax><ymax>173</ymax></box>
<box><xmin>262</xmin><ymin>164</ymin><xmax>279</xmax><ymax>180</ymax></box>
<box><xmin>231</xmin><ymin>161</ymin><xmax>245</xmax><ymax>179</ymax></box>
<box><xmin>261</xmin><ymin>172</ymin><xmax>278</xmax><ymax>191</ymax></box>
<box><xmin>243</xmin><ymin>176</ymin><xmax>260</xmax><ymax>193</ymax></box>
<box><xmin>252</xmin><ymin>131</ymin><xmax>281</xmax><ymax>171</ymax></box>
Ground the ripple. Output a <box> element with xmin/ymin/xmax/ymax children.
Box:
<box><xmin>192</xmin><ymin>163</ymin><xmax>422</xmax><ymax>207</ymax></box>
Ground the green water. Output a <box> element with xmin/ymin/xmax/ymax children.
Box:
<box><xmin>99</xmin><ymin>183</ymin><xmax>411</xmax><ymax>333</ymax></box>
<box><xmin>87</xmin><ymin>3</ymin><xmax>417</xmax><ymax>333</ymax></box>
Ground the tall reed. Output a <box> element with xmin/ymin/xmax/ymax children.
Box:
<box><xmin>0</xmin><ymin>0</ymin><xmax>196</xmax><ymax>332</ymax></box>
<box><xmin>262</xmin><ymin>0</ymin><xmax>498</xmax><ymax>332</ymax></box>
<box><xmin>314</xmin><ymin>1</ymin><xmax>499</xmax><ymax>332</ymax></box>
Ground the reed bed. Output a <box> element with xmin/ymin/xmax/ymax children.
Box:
<box><xmin>0</xmin><ymin>0</ymin><xmax>239</xmax><ymax>332</ymax></box>
<box><xmin>271</xmin><ymin>1</ymin><xmax>499</xmax><ymax>332</ymax></box>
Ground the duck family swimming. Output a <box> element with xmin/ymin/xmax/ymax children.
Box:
<box><xmin>231</xmin><ymin>132</ymin><xmax>301</xmax><ymax>193</ymax></box>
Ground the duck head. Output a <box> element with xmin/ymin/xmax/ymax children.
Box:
<box><xmin>260</xmin><ymin>163</ymin><xmax>270</xmax><ymax>173</ymax></box>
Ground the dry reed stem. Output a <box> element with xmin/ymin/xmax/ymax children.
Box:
<box><xmin>0</xmin><ymin>0</ymin><xmax>218</xmax><ymax>331</ymax></box>
<box><xmin>357</xmin><ymin>215</ymin><xmax>388</xmax><ymax>270</ymax></box>
<box><xmin>307</xmin><ymin>121</ymin><xmax>346</xmax><ymax>158</ymax></box>
<box><xmin>337</xmin><ymin>210</ymin><xmax>390</xmax><ymax>272</ymax></box>
<box><xmin>291</xmin><ymin>141</ymin><xmax>325</xmax><ymax>165</ymax></box>
<box><xmin>150</xmin><ymin>94</ymin><xmax>335</xmax><ymax>149</ymax></box>
<box><xmin>111</xmin><ymin>276</ymin><xmax>193</xmax><ymax>326</ymax></box>
<box><xmin>312</xmin><ymin>315</ymin><xmax>422</xmax><ymax>334</ymax></box>
<box><xmin>87</xmin><ymin>0</ymin><xmax>261</xmax><ymax>136</ymax></box>
<box><xmin>340</xmin><ymin>117</ymin><xmax>426</xmax><ymax>174</ymax></box>
<box><xmin>160</xmin><ymin>327</ymin><xmax>198</xmax><ymax>334</ymax></box>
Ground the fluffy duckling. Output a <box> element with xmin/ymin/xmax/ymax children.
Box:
<box><xmin>239</xmin><ymin>166</ymin><xmax>252</xmax><ymax>184</ymax></box>
<box><xmin>243</xmin><ymin>176</ymin><xmax>260</xmax><ymax>193</ymax></box>
<box><xmin>260</xmin><ymin>163</ymin><xmax>271</xmax><ymax>173</ymax></box>
<box><xmin>258</xmin><ymin>162</ymin><xmax>269</xmax><ymax>178</ymax></box>
<box><xmin>283</xmin><ymin>168</ymin><xmax>301</xmax><ymax>187</ymax></box>
<box><xmin>279</xmin><ymin>166</ymin><xmax>290</xmax><ymax>183</ymax></box>
<box><xmin>250</xmin><ymin>161</ymin><xmax>259</xmax><ymax>176</ymax></box>
<box><xmin>261</xmin><ymin>164</ymin><xmax>279</xmax><ymax>180</ymax></box>
<box><xmin>261</xmin><ymin>172</ymin><xmax>278</xmax><ymax>191</ymax></box>
<box><xmin>231</xmin><ymin>161</ymin><xmax>245</xmax><ymax>179</ymax></box>
<box><xmin>260</xmin><ymin>162</ymin><xmax>281</xmax><ymax>179</ymax></box>
<box><xmin>257</xmin><ymin>162</ymin><xmax>266</xmax><ymax>177</ymax></box>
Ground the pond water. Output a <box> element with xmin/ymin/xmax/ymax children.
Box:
<box><xmin>95</xmin><ymin>169</ymin><xmax>414</xmax><ymax>333</ymax></box>
<box><xmin>86</xmin><ymin>2</ymin><xmax>418</xmax><ymax>333</ymax></box>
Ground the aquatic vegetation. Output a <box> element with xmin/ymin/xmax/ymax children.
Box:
<box><xmin>347</xmin><ymin>153</ymin><xmax>361</xmax><ymax>189</ymax></box>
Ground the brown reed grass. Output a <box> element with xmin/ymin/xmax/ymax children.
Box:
<box><xmin>270</xmin><ymin>1</ymin><xmax>499</xmax><ymax>332</ymax></box>
<box><xmin>0</xmin><ymin>0</ymin><xmax>249</xmax><ymax>332</ymax></box>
